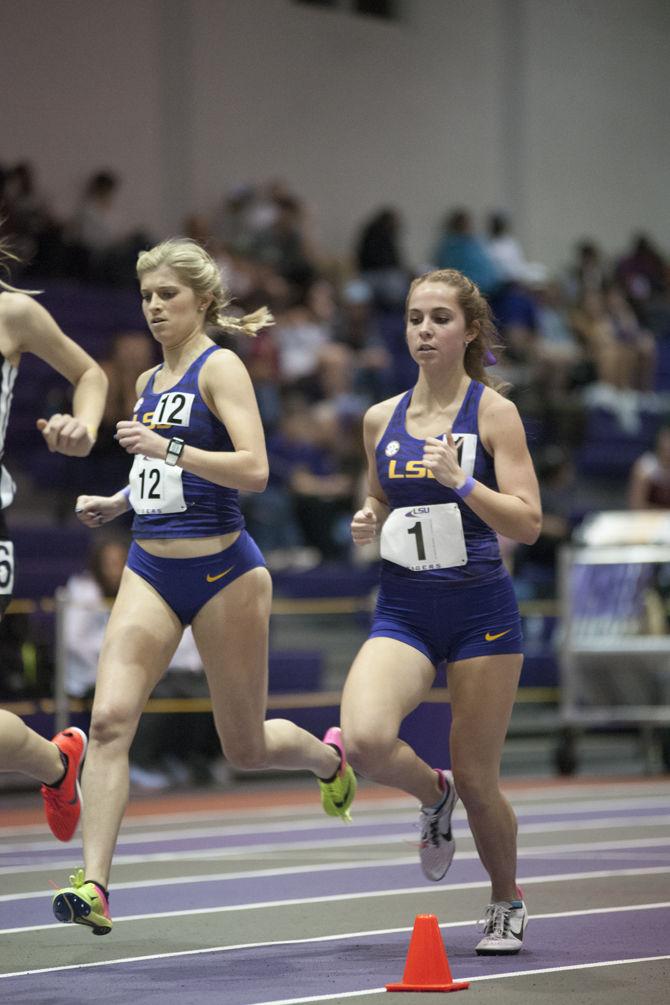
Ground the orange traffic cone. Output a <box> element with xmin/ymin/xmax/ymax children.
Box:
<box><xmin>386</xmin><ymin>914</ymin><xmax>470</xmax><ymax>993</ymax></box>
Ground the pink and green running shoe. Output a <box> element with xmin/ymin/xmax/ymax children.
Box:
<box><xmin>52</xmin><ymin>868</ymin><xmax>112</xmax><ymax>936</ymax></box>
<box><xmin>318</xmin><ymin>726</ymin><xmax>356</xmax><ymax>823</ymax></box>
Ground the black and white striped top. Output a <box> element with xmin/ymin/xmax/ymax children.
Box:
<box><xmin>0</xmin><ymin>354</ymin><xmax>18</xmax><ymax>510</ymax></box>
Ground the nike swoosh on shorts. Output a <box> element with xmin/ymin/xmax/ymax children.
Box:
<box><xmin>206</xmin><ymin>566</ymin><xmax>235</xmax><ymax>583</ymax></box>
<box><xmin>484</xmin><ymin>629</ymin><xmax>512</xmax><ymax>641</ymax></box>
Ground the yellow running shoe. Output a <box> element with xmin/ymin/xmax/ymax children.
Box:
<box><xmin>318</xmin><ymin>726</ymin><xmax>356</xmax><ymax>823</ymax></box>
<box><xmin>52</xmin><ymin>868</ymin><xmax>112</xmax><ymax>935</ymax></box>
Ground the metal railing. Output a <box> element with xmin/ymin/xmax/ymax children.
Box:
<box><xmin>1</xmin><ymin>592</ymin><xmax>560</xmax><ymax>735</ymax></box>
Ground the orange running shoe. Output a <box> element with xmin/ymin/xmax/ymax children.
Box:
<box><xmin>40</xmin><ymin>727</ymin><xmax>87</xmax><ymax>842</ymax></box>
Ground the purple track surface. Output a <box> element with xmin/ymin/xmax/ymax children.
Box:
<box><xmin>2</xmin><ymin>780</ymin><xmax>670</xmax><ymax>1004</ymax></box>
<box><xmin>4</xmin><ymin>842</ymin><xmax>670</xmax><ymax>930</ymax></box>
<box><xmin>3</xmin><ymin>907</ymin><xmax>670</xmax><ymax>1005</ymax></box>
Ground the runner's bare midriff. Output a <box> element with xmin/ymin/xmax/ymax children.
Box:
<box><xmin>136</xmin><ymin>530</ymin><xmax>241</xmax><ymax>558</ymax></box>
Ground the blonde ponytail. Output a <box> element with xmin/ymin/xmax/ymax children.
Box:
<box><xmin>0</xmin><ymin>235</ymin><xmax>41</xmax><ymax>295</ymax></box>
<box><xmin>210</xmin><ymin>305</ymin><xmax>274</xmax><ymax>338</ymax></box>
<box><xmin>137</xmin><ymin>238</ymin><xmax>274</xmax><ymax>339</ymax></box>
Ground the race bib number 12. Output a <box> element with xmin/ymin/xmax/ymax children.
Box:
<box><xmin>128</xmin><ymin>455</ymin><xmax>187</xmax><ymax>515</ymax></box>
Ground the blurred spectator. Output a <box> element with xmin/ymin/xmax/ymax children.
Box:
<box><xmin>513</xmin><ymin>445</ymin><xmax>577</xmax><ymax>599</ymax></box>
<box><xmin>67</xmin><ymin>170</ymin><xmax>120</xmax><ymax>268</ymax></box>
<box><xmin>354</xmin><ymin>207</ymin><xmax>409</xmax><ymax>311</ymax></box>
<box><xmin>604</xmin><ymin>284</ymin><xmax>656</xmax><ymax>391</ymax></box>
<box><xmin>1</xmin><ymin>161</ymin><xmax>64</xmax><ymax>275</ymax></box>
<box><xmin>200</xmin><ymin>185</ymin><xmax>270</xmax><ymax>301</ymax></box>
<box><xmin>245</xmin><ymin>323</ymin><xmax>283</xmax><ymax>432</ymax></box>
<box><xmin>260</xmin><ymin>394</ymin><xmax>359</xmax><ymax>561</ymax></box>
<box><xmin>570</xmin><ymin>289</ymin><xmax>615</xmax><ymax>385</ymax></box>
<box><xmin>531</xmin><ymin>280</ymin><xmax>586</xmax><ymax>398</ymax></box>
<box><xmin>66</xmin><ymin>170</ymin><xmax>150</xmax><ymax>284</ymax></box>
<box><xmin>92</xmin><ymin>330</ymin><xmax>160</xmax><ymax>495</ymax></box>
<box><xmin>489</xmin><ymin>280</ymin><xmax>539</xmax><ymax>371</ymax></box>
<box><xmin>334</xmin><ymin>279</ymin><xmax>394</xmax><ymax>401</ymax></box>
<box><xmin>248</xmin><ymin>178</ymin><xmax>292</xmax><ymax>233</ymax></box>
<box><xmin>564</xmin><ymin>239</ymin><xmax>608</xmax><ymax>303</ymax></box>
<box><xmin>102</xmin><ymin>330</ymin><xmax>159</xmax><ymax>427</ymax></box>
<box><xmin>290</xmin><ymin>401</ymin><xmax>360</xmax><ymax>560</ymax></box>
<box><xmin>243</xmin><ymin>393</ymin><xmax>317</xmax><ymax>564</ymax></box>
<box><xmin>486</xmin><ymin>211</ymin><xmax>546</xmax><ymax>285</ymax></box>
<box><xmin>182</xmin><ymin>212</ymin><xmax>216</xmax><ymax>250</ymax></box>
<box><xmin>213</xmin><ymin>183</ymin><xmax>257</xmax><ymax>257</ymax></box>
<box><xmin>356</xmin><ymin>207</ymin><xmax>403</xmax><ymax>272</ymax></box>
<box><xmin>432</xmin><ymin>208</ymin><xmax>501</xmax><ymax>295</ymax></box>
<box><xmin>250</xmin><ymin>191</ymin><xmax>319</xmax><ymax>289</ymax></box>
<box><xmin>313</xmin><ymin>342</ymin><xmax>369</xmax><ymax>425</ymax></box>
<box><xmin>62</xmin><ymin>535</ymin><xmax>129</xmax><ymax>700</ymax></box>
<box><xmin>616</xmin><ymin>233</ymin><xmax>668</xmax><ymax>306</ymax></box>
<box><xmin>480</xmin><ymin>213</ymin><xmax>545</xmax><ymax>379</ymax></box>
<box><xmin>271</xmin><ymin>279</ymin><xmax>336</xmax><ymax>392</ymax></box>
<box><xmin>570</xmin><ymin>286</ymin><xmax>655</xmax><ymax>391</ymax></box>
<box><xmin>628</xmin><ymin>425</ymin><xmax>670</xmax><ymax>510</ymax></box>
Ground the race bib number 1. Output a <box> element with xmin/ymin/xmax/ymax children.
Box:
<box><xmin>128</xmin><ymin>455</ymin><xmax>187</xmax><ymax>515</ymax></box>
<box><xmin>380</xmin><ymin>503</ymin><xmax>467</xmax><ymax>571</ymax></box>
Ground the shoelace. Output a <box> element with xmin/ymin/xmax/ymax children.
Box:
<box><xmin>70</xmin><ymin>868</ymin><xmax>85</xmax><ymax>889</ymax></box>
<box><xmin>419</xmin><ymin>810</ymin><xmax>442</xmax><ymax>847</ymax></box>
<box><xmin>480</xmin><ymin>903</ymin><xmax>512</xmax><ymax>938</ymax></box>
<box><xmin>48</xmin><ymin>868</ymin><xmax>85</xmax><ymax>894</ymax></box>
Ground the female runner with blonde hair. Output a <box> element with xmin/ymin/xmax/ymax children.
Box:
<box><xmin>52</xmin><ymin>239</ymin><xmax>354</xmax><ymax>935</ymax></box>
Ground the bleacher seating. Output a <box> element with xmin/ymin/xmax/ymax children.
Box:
<box><xmin>11</xmin><ymin>524</ymin><xmax>90</xmax><ymax>599</ymax></box>
<box><xmin>576</xmin><ymin>405</ymin><xmax>661</xmax><ymax>480</ymax></box>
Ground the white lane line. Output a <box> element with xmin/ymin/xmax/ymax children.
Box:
<box><xmin>2</xmin><ymin>792</ymin><xmax>669</xmax><ymax>845</ymax></box>
<box><xmin>4</xmin><ymin>835</ymin><xmax>670</xmax><ymax>903</ymax></box>
<box><xmin>250</xmin><ymin>954</ymin><xmax>670</xmax><ymax>1005</ymax></box>
<box><xmin>0</xmin><ymin>811</ymin><xmax>418</xmax><ymax>852</ymax></box>
<box><xmin>465</xmin><ymin>952</ymin><xmax>670</xmax><ymax>981</ymax></box>
<box><xmin>1</xmin><ymin>902</ymin><xmax>668</xmax><ymax>980</ymax></box>
<box><xmin>2</xmin><ymin>866</ymin><xmax>670</xmax><ymax>936</ymax></box>
<box><xmin>4</xmin><ymin>795</ymin><xmax>670</xmax><ymax>854</ymax></box>
<box><xmin>4</xmin><ymin>811</ymin><xmax>670</xmax><ymax>876</ymax></box>
<box><xmin>254</xmin><ymin>992</ymin><xmax>383</xmax><ymax>1005</ymax></box>
<box><xmin>258</xmin><ymin>955</ymin><xmax>670</xmax><ymax>1005</ymax></box>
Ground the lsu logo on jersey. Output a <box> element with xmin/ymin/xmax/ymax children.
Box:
<box><xmin>386</xmin><ymin>432</ymin><xmax>478</xmax><ymax>479</ymax></box>
<box><xmin>388</xmin><ymin>460</ymin><xmax>436</xmax><ymax>479</ymax></box>
<box><xmin>134</xmin><ymin>392</ymin><xmax>195</xmax><ymax>429</ymax></box>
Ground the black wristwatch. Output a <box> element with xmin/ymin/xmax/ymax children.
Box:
<box><xmin>165</xmin><ymin>437</ymin><xmax>185</xmax><ymax>467</ymax></box>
